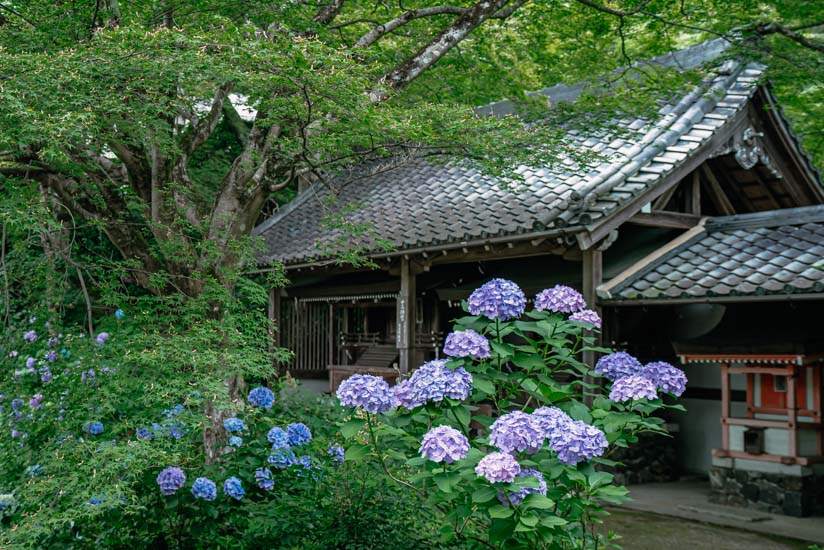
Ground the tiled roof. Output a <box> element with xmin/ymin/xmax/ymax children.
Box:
<box><xmin>255</xmin><ymin>41</ymin><xmax>767</xmax><ymax>267</ymax></box>
<box><xmin>598</xmin><ymin>205</ymin><xmax>824</xmax><ymax>302</ymax></box>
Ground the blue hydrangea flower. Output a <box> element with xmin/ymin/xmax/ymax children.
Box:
<box><xmin>286</xmin><ymin>423</ymin><xmax>312</xmax><ymax>446</ymax></box>
<box><xmin>419</xmin><ymin>425</ymin><xmax>470</xmax><ymax>463</ymax></box>
<box><xmin>268</xmin><ymin>447</ymin><xmax>297</xmax><ymax>469</ymax></box>
<box><xmin>60</xmin><ymin>348</ymin><xmax>70</xmax><ymax>359</ymax></box>
<box><xmin>294</xmin><ymin>455</ymin><xmax>316</xmax><ymax>478</ymax></box>
<box><xmin>490</xmin><ymin>411</ymin><xmax>545</xmax><ymax>454</ymax></box>
<box><xmin>391</xmin><ymin>360</ymin><xmax>472</xmax><ymax>410</ymax></box>
<box><xmin>95</xmin><ymin>332</ymin><xmax>109</xmax><ymax>345</ymax></box>
<box><xmin>157</xmin><ymin>467</ymin><xmax>186</xmax><ymax>496</ymax></box>
<box><xmin>0</xmin><ymin>494</ymin><xmax>15</xmax><ymax>511</ymax></box>
<box><xmin>114</xmin><ymin>309</ymin><xmax>125</xmax><ymax>320</ymax></box>
<box><xmin>267</xmin><ymin>426</ymin><xmax>290</xmax><ymax>448</ymax></box>
<box><xmin>594</xmin><ymin>352</ymin><xmax>643</xmax><ymax>381</ymax></box>
<box><xmin>223</xmin><ymin>477</ymin><xmax>244</xmax><ymax>500</ymax></box>
<box><xmin>443</xmin><ymin>329</ymin><xmax>491</xmax><ymax>359</ymax></box>
<box><xmin>228</xmin><ymin>436</ymin><xmax>243</xmax><ymax>447</ymax></box>
<box><xmin>535</xmin><ymin>285</ymin><xmax>586</xmax><ymax>314</ymax></box>
<box><xmin>498</xmin><ymin>468</ymin><xmax>547</xmax><ymax>506</ymax></box>
<box><xmin>328</xmin><ymin>444</ymin><xmax>345</xmax><ymax>465</ymax></box>
<box><xmin>609</xmin><ymin>375</ymin><xmax>658</xmax><ymax>402</ymax></box>
<box><xmin>248</xmin><ymin>386</ymin><xmax>275</xmax><ymax>409</ymax></box>
<box><xmin>23</xmin><ymin>330</ymin><xmax>37</xmax><ymax>342</ymax></box>
<box><xmin>223</xmin><ymin>417</ymin><xmax>245</xmax><ymax>433</ymax></box>
<box><xmin>87</xmin><ymin>497</ymin><xmax>104</xmax><ymax>506</ymax></box>
<box><xmin>531</xmin><ymin>406</ymin><xmax>572</xmax><ymax>435</ymax></box>
<box><xmin>84</xmin><ymin>421</ymin><xmax>104</xmax><ymax>435</ymax></box>
<box><xmin>475</xmin><ymin>452</ymin><xmax>521</xmax><ymax>483</ymax></box>
<box><xmin>162</xmin><ymin>404</ymin><xmax>183</xmax><ymax>419</ymax></box>
<box><xmin>548</xmin><ymin>420</ymin><xmax>608</xmax><ymax>465</ymax></box>
<box><xmin>641</xmin><ymin>361</ymin><xmax>688</xmax><ymax>396</ymax></box>
<box><xmin>336</xmin><ymin>374</ymin><xmax>393</xmax><ymax>414</ymax></box>
<box><xmin>468</xmin><ymin>279</ymin><xmax>526</xmax><ymax>321</ymax></box>
<box><xmin>255</xmin><ymin>468</ymin><xmax>274</xmax><ymax>491</ymax></box>
<box><xmin>26</xmin><ymin>464</ymin><xmax>43</xmax><ymax>477</ymax></box>
<box><xmin>569</xmin><ymin>309</ymin><xmax>602</xmax><ymax>329</ymax></box>
<box><xmin>25</xmin><ymin>357</ymin><xmax>35</xmax><ymax>368</ymax></box>
<box><xmin>135</xmin><ymin>427</ymin><xmax>153</xmax><ymax>440</ymax></box>
<box><xmin>191</xmin><ymin>477</ymin><xmax>217</xmax><ymax>501</ymax></box>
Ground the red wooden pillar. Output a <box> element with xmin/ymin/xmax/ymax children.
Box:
<box><xmin>721</xmin><ymin>362</ymin><xmax>730</xmax><ymax>451</ymax></box>
<box><xmin>397</xmin><ymin>257</ymin><xmax>416</xmax><ymax>375</ymax></box>
<box><xmin>787</xmin><ymin>363</ymin><xmax>798</xmax><ymax>457</ymax></box>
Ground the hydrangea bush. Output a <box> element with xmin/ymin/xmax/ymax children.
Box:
<box><xmin>336</xmin><ymin>280</ymin><xmax>686</xmax><ymax>548</ymax></box>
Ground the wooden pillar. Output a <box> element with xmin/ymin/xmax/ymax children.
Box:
<box><xmin>397</xmin><ymin>257</ymin><xmax>416</xmax><ymax>375</ymax></box>
<box><xmin>721</xmin><ymin>362</ymin><xmax>730</xmax><ymax>451</ymax></box>
<box><xmin>582</xmin><ymin>248</ymin><xmax>603</xmax><ymax>405</ymax></box>
<box><xmin>328</xmin><ymin>303</ymin><xmax>335</xmax><ymax>368</ymax></box>
<box><xmin>787</xmin><ymin>364</ymin><xmax>798</xmax><ymax>458</ymax></box>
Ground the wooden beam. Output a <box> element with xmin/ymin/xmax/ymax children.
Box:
<box><xmin>397</xmin><ymin>257</ymin><xmax>416</xmax><ymax>375</ymax></box>
<box><xmin>690</xmin><ymin>170</ymin><xmax>701</xmax><ymax>215</ymax></box>
<box><xmin>628</xmin><ymin>210</ymin><xmax>702</xmax><ymax>229</ymax></box>
<box><xmin>700</xmin><ymin>164</ymin><xmax>736</xmax><ymax>215</ymax></box>
<box><xmin>651</xmin><ymin>182</ymin><xmax>678</xmax><ymax>210</ymax></box>
<box><xmin>582</xmin><ymin>248</ymin><xmax>603</xmax><ymax>406</ymax></box>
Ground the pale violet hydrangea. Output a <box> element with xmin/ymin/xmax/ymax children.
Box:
<box><xmin>391</xmin><ymin>360</ymin><xmax>472</xmax><ymax>410</ymax></box>
<box><xmin>534</xmin><ymin>285</ymin><xmax>586</xmax><ymax>314</ymax></box>
<box><xmin>489</xmin><ymin>411</ymin><xmax>545</xmax><ymax>454</ymax></box>
<box><xmin>419</xmin><ymin>425</ymin><xmax>470</xmax><ymax>463</ymax></box>
<box><xmin>286</xmin><ymin>423</ymin><xmax>312</xmax><ymax>446</ymax></box>
<box><xmin>641</xmin><ymin>361</ymin><xmax>688</xmax><ymax>396</ymax></box>
<box><xmin>475</xmin><ymin>452</ymin><xmax>521</xmax><ymax>483</ymax></box>
<box><xmin>532</xmin><ymin>406</ymin><xmax>572</xmax><ymax>435</ymax></box>
<box><xmin>191</xmin><ymin>477</ymin><xmax>217</xmax><ymax>501</ymax></box>
<box><xmin>95</xmin><ymin>332</ymin><xmax>109</xmax><ymax>345</ymax></box>
<box><xmin>609</xmin><ymin>375</ymin><xmax>658</xmax><ymax>402</ymax></box>
<box><xmin>157</xmin><ymin>467</ymin><xmax>186</xmax><ymax>496</ymax></box>
<box><xmin>336</xmin><ymin>374</ymin><xmax>393</xmax><ymax>414</ymax></box>
<box><xmin>248</xmin><ymin>387</ymin><xmax>275</xmax><ymax>409</ymax></box>
<box><xmin>223</xmin><ymin>477</ymin><xmax>244</xmax><ymax>500</ymax></box>
<box><xmin>569</xmin><ymin>309</ymin><xmax>602</xmax><ymax>329</ymax></box>
<box><xmin>498</xmin><ymin>468</ymin><xmax>547</xmax><ymax>506</ymax></box>
<box><xmin>548</xmin><ymin>420</ymin><xmax>608</xmax><ymax>465</ymax></box>
<box><xmin>468</xmin><ymin>279</ymin><xmax>526</xmax><ymax>321</ymax></box>
<box><xmin>594</xmin><ymin>352</ymin><xmax>643</xmax><ymax>381</ymax></box>
<box><xmin>443</xmin><ymin>329</ymin><xmax>491</xmax><ymax>359</ymax></box>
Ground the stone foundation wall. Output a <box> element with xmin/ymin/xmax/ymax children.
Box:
<box><xmin>709</xmin><ymin>464</ymin><xmax>824</xmax><ymax>517</ymax></box>
<box><xmin>610</xmin><ymin>426</ymin><xmax>680</xmax><ymax>485</ymax></box>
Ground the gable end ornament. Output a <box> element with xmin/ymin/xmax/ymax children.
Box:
<box><xmin>709</xmin><ymin>127</ymin><xmax>782</xmax><ymax>179</ymax></box>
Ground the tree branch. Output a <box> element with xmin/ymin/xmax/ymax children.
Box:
<box><xmin>180</xmin><ymin>81</ymin><xmax>235</xmax><ymax>156</ymax></box>
<box><xmin>314</xmin><ymin>0</ymin><xmax>345</xmax><ymax>25</ymax></box>
<box><xmin>755</xmin><ymin>22</ymin><xmax>824</xmax><ymax>54</ymax></box>
<box><xmin>355</xmin><ymin>6</ymin><xmax>468</xmax><ymax>48</ymax></box>
<box><xmin>574</xmin><ymin>0</ymin><xmax>653</xmax><ymax>17</ymax></box>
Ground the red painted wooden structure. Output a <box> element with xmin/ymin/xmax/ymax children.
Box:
<box><xmin>680</xmin><ymin>354</ymin><xmax>824</xmax><ymax>466</ymax></box>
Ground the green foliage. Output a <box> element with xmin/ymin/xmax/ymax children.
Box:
<box><xmin>338</xmin><ymin>301</ymin><xmax>683</xmax><ymax>549</ymax></box>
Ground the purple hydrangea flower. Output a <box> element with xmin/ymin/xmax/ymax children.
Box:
<box><xmin>248</xmin><ymin>386</ymin><xmax>275</xmax><ymax>409</ymax></box>
<box><xmin>84</xmin><ymin>421</ymin><xmax>104</xmax><ymax>435</ymax></box>
<box><xmin>81</xmin><ymin>369</ymin><xmax>96</xmax><ymax>382</ymax></box>
<box><xmin>498</xmin><ymin>468</ymin><xmax>547</xmax><ymax>506</ymax></box>
<box><xmin>569</xmin><ymin>309</ymin><xmax>602</xmax><ymax>329</ymax></box>
<box><xmin>286</xmin><ymin>422</ymin><xmax>312</xmax><ymax>446</ymax></box>
<box><xmin>223</xmin><ymin>417</ymin><xmax>245</xmax><ymax>433</ymax></box>
<box><xmin>45</xmin><ymin>350</ymin><xmax>57</xmax><ymax>362</ymax></box>
<box><xmin>419</xmin><ymin>425</ymin><xmax>470</xmax><ymax>463</ymax></box>
<box><xmin>39</xmin><ymin>367</ymin><xmax>52</xmax><ymax>383</ymax></box>
<box><xmin>191</xmin><ymin>477</ymin><xmax>217</xmax><ymax>501</ymax></box>
<box><xmin>443</xmin><ymin>329</ymin><xmax>491</xmax><ymax>359</ymax></box>
<box><xmin>594</xmin><ymin>352</ymin><xmax>643</xmax><ymax>381</ymax></box>
<box><xmin>475</xmin><ymin>452</ymin><xmax>521</xmax><ymax>483</ymax></box>
<box><xmin>548</xmin><ymin>420</ymin><xmax>608</xmax><ymax>465</ymax></box>
<box><xmin>47</xmin><ymin>337</ymin><xmax>59</xmax><ymax>348</ymax></box>
<box><xmin>29</xmin><ymin>394</ymin><xmax>43</xmax><ymax>409</ymax></box>
<box><xmin>228</xmin><ymin>436</ymin><xmax>243</xmax><ymax>447</ymax></box>
<box><xmin>157</xmin><ymin>467</ymin><xmax>186</xmax><ymax>496</ymax></box>
<box><xmin>268</xmin><ymin>447</ymin><xmax>297</xmax><ymax>469</ymax></box>
<box><xmin>23</xmin><ymin>330</ymin><xmax>37</xmax><ymax>342</ymax></box>
<box><xmin>336</xmin><ymin>374</ymin><xmax>393</xmax><ymax>414</ymax></box>
<box><xmin>95</xmin><ymin>332</ymin><xmax>109</xmax><ymax>345</ymax></box>
<box><xmin>489</xmin><ymin>411</ymin><xmax>545</xmax><ymax>454</ymax></box>
<box><xmin>534</xmin><ymin>285</ymin><xmax>586</xmax><ymax>314</ymax></box>
<box><xmin>609</xmin><ymin>375</ymin><xmax>658</xmax><ymax>402</ymax></box>
<box><xmin>641</xmin><ymin>361</ymin><xmax>688</xmax><ymax>397</ymax></box>
<box><xmin>223</xmin><ymin>477</ymin><xmax>244</xmax><ymax>500</ymax></box>
<box><xmin>468</xmin><ymin>279</ymin><xmax>526</xmax><ymax>321</ymax></box>
<box><xmin>25</xmin><ymin>357</ymin><xmax>35</xmax><ymax>369</ymax></box>
<box><xmin>255</xmin><ymin>468</ymin><xmax>274</xmax><ymax>490</ymax></box>
<box><xmin>267</xmin><ymin>426</ymin><xmax>290</xmax><ymax>448</ymax></box>
<box><xmin>328</xmin><ymin>444</ymin><xmax>345</xmax><ymax>465</ymax></box>
<box><xmin>392</xmin><ymin>360</ymin><xmax>473</xmax><ymax>410</ymax></box>
<box><xmin>532</xmin><ymin>406</ymin><xmax>572</xmax><ymax>435</ymax></box>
